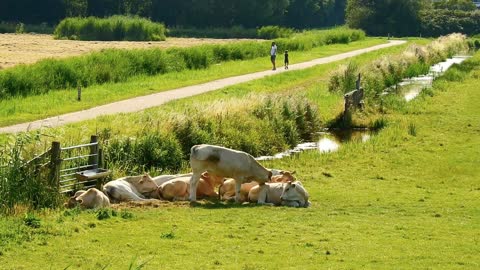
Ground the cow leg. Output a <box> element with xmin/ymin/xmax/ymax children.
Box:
<box><xmin>234</xmin><ymin>179</ymin><xmax>243</xmax><ymax>203</ymax></box>
<box><xmin>258</xmin><ymin>185</ymin><xmax>274</xmax><ymax>206</ymax></box>
<box><xmin>189</xmin><ymin>172</ymin><xmax>201</xmax><ymax>202</ymax></box>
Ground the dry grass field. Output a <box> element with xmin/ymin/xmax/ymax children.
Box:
<box><xmin>0</xmin><ymin>34</ymin><xmax>255</xmax><ymax>69</ymax></box>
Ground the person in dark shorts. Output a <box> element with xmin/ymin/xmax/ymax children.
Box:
<box><xmin>270</xmin><ymin>42</ymin><xmax>277</xmax><ymax>70</ymax></box>
<box><xmin>284</xmin><ymin>50</ymin><xmax>289</xmax><ymax>70</ymax></box>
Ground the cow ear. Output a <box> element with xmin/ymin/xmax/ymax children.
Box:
<box><xmin>291</xmin><ymin>171</ymin><xmax>296</xmax><ymax>175</ymax></box>
<box><xmin>279</xmin><ymin>170</ymin><xmax>285</xmax><ymax>174</ymax></box>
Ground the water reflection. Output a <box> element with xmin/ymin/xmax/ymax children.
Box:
<box><xmin>399</xmin><ymin>56</ymin><xmax>471</xmax><ymax>102</ymax></box>
<box><xmin>255</xmin><ymin>129</ymin><xmax>373</xmax><ymax>161</ymax></box>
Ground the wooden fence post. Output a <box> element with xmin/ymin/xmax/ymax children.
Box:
<box><xmin>49</xmin><ymin>141</ymin><xmax>61</xmax><ymax>191</ymax></box>
<box><xmin>77</xmin><ymin>86</ymin><xmax>81</xmax><ymax>101</ymax></box>
<box><xmin>89</xmin><ymin>135</ymin><xmax>99</xmax><ymax>170</ymax></box>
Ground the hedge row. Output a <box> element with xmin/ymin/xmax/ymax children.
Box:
<box><xmin>54</xmin><ymin>15</ymin><xmax>166</xmax><ymax>41</ymax></box>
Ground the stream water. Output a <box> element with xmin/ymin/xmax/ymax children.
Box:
<box><xmin>398</xmin><ymin>56</ymin><xmax>471</xmax><ymax>102</ymax></box>
<box><xmin>255</xmin><ymin>129</ymin><xmax>373</xmax><ymax>161</ymax></box>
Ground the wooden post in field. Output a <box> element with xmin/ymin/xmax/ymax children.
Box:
<box><xmin>77</xmin><ymin>86</ymin><xmax>81</xmax><ymax>101</ymax></box>
<box><xmin>49</xmin><ymin>141</ymin><xmax>61</xmax><ymax>191</ymax></box>
<box><xmin>89</xmin><ymin>135</ymin><xmax>99</xmax><ymax>170</ymax></box>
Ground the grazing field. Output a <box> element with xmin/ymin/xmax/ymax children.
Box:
<box><xmin>0</xmin><ymin>34</ymin><xmax>252</xmax><ymax>70</ymax></box>
<box><xmin>0</xmin><ymin>51</ymin><xmax>479</xmax><ymax>269</ymax></box>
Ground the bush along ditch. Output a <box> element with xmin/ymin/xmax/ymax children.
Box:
<box><xmin>101</xmin><ymin>95</ymin><xmax>321</xmax><ymax>175</ymax></box>
<box><xmin>0</xmin><ymin>133</ymin><xmax>62</xmax><ymax>214</ymax></box>
<box><xmin>0</xmin><ymin>27</ymin><xmax>365</xmax><ymax>100</ymax></box>
<box><xmin>328</xmin><ymin>33</ymin><xmax>469</xmax><ymax>99</ymax></box>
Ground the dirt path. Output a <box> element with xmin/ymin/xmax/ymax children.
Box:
<box><xmin>0</xmin><ymin>40</ymin><xmax>406</xmax><ymax>134</ymax></box>
<box><xmin>0</xmin><ymin>34</ymin><xmax>254</xmax><ymax>69</ymax></box>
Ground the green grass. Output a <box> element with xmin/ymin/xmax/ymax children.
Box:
<box><xmin>0</xmin><ymin>38</ymin><xmax>385</xmax><ymax>127</ymax></box>
<box><xmin>0</xmin><ymin>65</ymin><xmax>479</xmax><ymax>267</ymax></box>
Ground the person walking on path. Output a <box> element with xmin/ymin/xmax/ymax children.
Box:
<box><xmin>270</xmin><ymin>42</ymin><xmax>277</xmax><ymax>70</ymax></box>
<box><xmin>284</xmin><ymin>50</ymin><xmax>289</xmax><ymax>70</ymax></box>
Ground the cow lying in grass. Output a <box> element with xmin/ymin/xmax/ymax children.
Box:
<box><xmin>248</xmin><ymin>181</ymin><xmax>310</xmax><ymax>207</ymax></box>
<box><xmin>189</xmin><ymin>144</ymin><xmax>272</xmax><ymax>202</ymax></box>
<box><xmin>157</xmin><ymin>172</ymin><xmax>223</xmax><ymax>201</ymax></box>
<box><xmin>64</xmin><ymin>188</ymin><xmax>110</xmax><ymax>209</ymax></box>
<box><xmin>103</xmin><ymin>174</ymin><xmax>158</xmax><ymax>202</ymax></box>
<box><xmin>219</xmin><ymin>170</ymin><xmax>296</xmax><ymax>202</ymax></box>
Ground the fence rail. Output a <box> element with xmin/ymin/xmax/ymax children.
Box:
<box><xmin>7</xmin><ymin>135</ymin><xmax>110</xmax><ymax>195</ymax></box>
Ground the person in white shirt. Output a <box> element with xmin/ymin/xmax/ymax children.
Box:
<box><xmin>270</xmin><ymin>42</ymin><xmax>277</xmax><ymax>70</ymax></box>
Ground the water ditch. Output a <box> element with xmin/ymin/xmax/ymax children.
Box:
<box><xmin>255</xmin><ymin>129</ymin><xmax>374</xmax><ymax>161</ymax></box>
<box><xmin>256</xmin><ymin>55</ymin><xmax>472</xmax><ymax>161</ymax></box>
<box><xmin>394</xmin><ymin>56</ymin><xmax>471</xmax><ymax>102</ymax></box>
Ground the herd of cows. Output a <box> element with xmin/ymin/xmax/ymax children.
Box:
<box><xmin>65</xmin><ymin>144</ymin><xmax>311</xmax><ymax>209</ymax></box>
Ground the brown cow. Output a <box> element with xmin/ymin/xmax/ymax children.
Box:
<box><xmin>158</xmin><ymin>172</ymin><xmax>224</xmax><ymax>201</ymax></box>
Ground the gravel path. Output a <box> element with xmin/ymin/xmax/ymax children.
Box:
<box><xmin>0</xmin><ymin>40</ymin><xmax>406</xmax><ymax>134</ymax></box>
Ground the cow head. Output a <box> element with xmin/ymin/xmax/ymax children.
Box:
<box><xmin>280</xmin><ymin>181</ymin><xmax>309</xmax><ymax>207</ymax></box>
<box><xmin>64</xmin><ymin>190</ymin><xmax>86</xmax><ymax>208</ymax></box>
<box><xmin>271</xmin><ymin>170</ymin><xmax>296</xmax><ymax>183</ymax></box>
<box><xmin>135</xmin><ymin>174</ymin><xmax>159</xmax><ymax>197</ymax></box>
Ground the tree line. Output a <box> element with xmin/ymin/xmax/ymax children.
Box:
<box><xmin>346</xmin><ymin>0</ymin><xmax>480</xmax><ymax>36</ymax></box>
<box><xmin>0</xmin><ymin>0</ymin><xmax>346</xmax><ymax>29</ymax></box>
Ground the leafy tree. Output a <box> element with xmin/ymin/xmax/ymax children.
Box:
<box><xmin>434</xmin><ymin>0</ymin><xmax>476</xmax><ymax>11</ymax></box>
<box><xmin>64</xmin><ymin>0</ymin><xmax>88</xmax><ymax>17</ymax></box>
<box><xmin>346</xmin><ymin>0</ymin><xmax>430</xmax><ymax>36</ymax></box>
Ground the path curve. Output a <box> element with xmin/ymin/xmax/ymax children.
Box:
<box><xmin>0</xmin><ymin>40</ymin><xmax>406</xmax><ymax>134</ymax></box>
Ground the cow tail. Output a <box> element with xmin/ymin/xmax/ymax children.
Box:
<box><xmin>190</xmin><ymin>145</ymin><xmax>199</xmax><ymax>158</ymax></box>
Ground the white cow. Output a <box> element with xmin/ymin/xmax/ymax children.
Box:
<box><xmin>248</xmin><ymin>181</ymin><xmax>310</xmax><ymax>207</ymax></box>
<box><xmin>189</xmin><ymin>144</ymin><xmax>272</xmax><ymax>202</ymax></box>
<box><xmin>103</xmin><ymin>174</ymin><xmax>158</xmax><ymax>202</ymax></box>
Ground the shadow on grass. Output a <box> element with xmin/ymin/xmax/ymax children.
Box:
<box><xmin>190</xmin><ymin>199</ymin><xmax>266</xmax><ymax>209</ymax></box>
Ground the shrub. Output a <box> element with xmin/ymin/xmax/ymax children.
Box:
<box><xmin>103</xmin><ymin>95</ymin><xmax>321</xmax><ymax>173</ymax></box>
<box><xmin>0</xmin><ymin>133</ymin><xmax>62</xmax><ymax>213</ymax></box>
<box><xmin>54</xmin><ymin>16</ymin><xmax>166</xmax><ymax>41</ymax></box>
<box><xmin>257</xmin><ymin>26</ymin><xmax>294</xmax><ymax>39</ymax></box>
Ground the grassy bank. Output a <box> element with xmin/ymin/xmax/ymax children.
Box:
<box><xmin>0</xmin><ymin>38</ymin><xmax>384</xmax><ymax>127</ymax></box>
<box><xmin>1</xmin><ymin>51</ymin><xmax>479</xmax><ymax>269</ymax></box>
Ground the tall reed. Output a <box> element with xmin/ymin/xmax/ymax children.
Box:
<box><xmin>54</xmin><ymin>15</ymin><xmax>166</xmax><ymax>41</ymax></box>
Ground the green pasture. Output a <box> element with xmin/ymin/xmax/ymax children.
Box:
<box><xmin>0</xmin><ymin>50</ymin><xmax>479</xmax><ymax>269</ymax></box>
<box><xmin>0</xmin><ymin>38</ymin><xmax>385</xmax><ymax>127</ymax></box>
